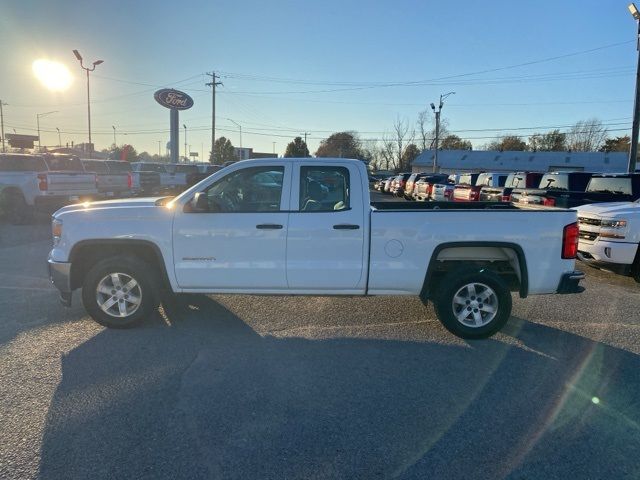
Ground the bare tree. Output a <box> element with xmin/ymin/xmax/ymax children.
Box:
<box><xmin>392</xmin><ymin>117</ymin><xmax>415</xmax><ymax>171</ymax></box>
<box><xmin>375</xmin><ymin>136</ymin><xmax>397</xmax><ymax>171</ymax></box>
<box><xmin>417</xmin><ymin>110</ymin><xmax>431</xmax><ymax>151</ymax></box>
<box><xmin>567</xmin><ymin>118</ymin><xmax>608</xmax><ymax>152</ymax></box>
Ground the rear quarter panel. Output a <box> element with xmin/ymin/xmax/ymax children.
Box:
<box><xmin>368</xmin><ymin>208</ymin><xmax>578</xmax><ymax>295</ymax></box>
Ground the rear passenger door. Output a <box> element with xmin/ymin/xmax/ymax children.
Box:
<box><xmin>286</xmin><ymin>163</ymin><xmax>366</xmax><ymax>292</ymax></box>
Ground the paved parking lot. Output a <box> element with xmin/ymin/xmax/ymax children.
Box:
<box><xmin>1</xmin><ymin>215</ymin><xmax>639</xmax><ymax>479</ymax></box>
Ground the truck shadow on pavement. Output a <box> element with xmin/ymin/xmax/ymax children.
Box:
<box><xmin>38</xmin><ymin>296</ymin><xmax>640</xmax><ymax>480</ymax></box>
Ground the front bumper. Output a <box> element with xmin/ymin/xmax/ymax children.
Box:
<box><xmin>556</xmin><ymin>270</ymin><xmax>585</xmax><ymax>294</ymax></box>
<box><xmin>577</xmin><ymin>239</ymin><xmax>638</xmax><ymax>266</ymax></box>
<box><xmin>47</xmin><ymin>258</ymin><xmax>72</xmax><ymax>306</ymax></box>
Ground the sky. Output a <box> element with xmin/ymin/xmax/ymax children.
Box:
<box><xmin>0</xmin><ymin>0</ymin><xmax>638</xmax><ymax>158</ymax></box>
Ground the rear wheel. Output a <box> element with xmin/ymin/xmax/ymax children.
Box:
<box><xmin>433</xmin><ymin>268</ymin><xmax>512</xmax><ymax>339</ymax></box>
<box><xmin>81</xmin><ymin>255</ymin><xmax>160</xmax><ymax>328</ymax></box>
<box><xmin>631</xmin><ymin>252</ymin><xmax>640</xmax><ymax>283</ymax></box>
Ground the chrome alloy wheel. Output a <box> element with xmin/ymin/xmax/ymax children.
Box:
<box><xmin>96</xmin><ymin>273</ymin><xmax>142</xmax><ymax>318</ymax></box>
<box><xmin>451</xmin><ymin>282</ymin><xmax>498</xmax><ymax>328</ymax></box>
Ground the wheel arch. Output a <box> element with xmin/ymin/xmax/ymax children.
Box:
<box><xmin>421</xmin><ymin>241</ymin><xmax>529</xmax><ymax>300</ymax></box>
<box><xmin>69</xmin><ymin>239</ymin><xmax>171</xmax><ymax>291</ymax></box>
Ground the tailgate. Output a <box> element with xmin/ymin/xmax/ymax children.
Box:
<box><xmin>97</xmin><ymin>173</ymin><xmax>129</xmax><ymax>191</ymax></box>
<box><xmin>46</xmin><ymin>172</ymin><xmax>97</xmax><ymax>194</ymax></box>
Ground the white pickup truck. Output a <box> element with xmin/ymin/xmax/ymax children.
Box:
<box><xmin>47</xmin><ymin>158</ymin><xmax>584</xmax><ymax>338</ymax></box>
<box><xmin>0</xmin><ymin>153</ymin><xmax>98</xmax><ymax>224</ymax></box>
<box><xmin>575</xmin><ymin>200</ymin><xmax>640</xmax><ymax>281</ymax></box>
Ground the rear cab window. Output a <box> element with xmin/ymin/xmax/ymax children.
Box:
<box><xmin>538</xmin><ymin>174</ymin><xmax>569</xmax><ymax>191</ymax></box>
<box><xmin>458</xmin><ymin>173</ymin><xmax>479</xmax><ymax>186</ymax></box>
<box><xmin>587</xmin><ymin>177</ymin><xmax>633</xmax><ymax>195</ymax></box>
<box><xmin>81</xmin><ymin>160</ymin><xmax>109</xmax><ymax>174</ymax></box>
<box><xmin>0</xmin><ymin>155</ymin><xmax>48</xmax><ymax>172</ymax></box>
<box><xmin>106</xmin><ymin>161</ymin><xmax>132</xmax><ymax>173</ymax></box>
<box><xmin>299</xmin><ymin>166</ymin><xmax>350</xmax><ymax>212</ymax></box>
<box><xmin>44</xmin><ymin>155</ymin><xmax>84</xmax><ymax>171</ymax></box>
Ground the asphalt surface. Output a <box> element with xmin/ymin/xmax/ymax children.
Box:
<box><xmin>1</xmin><ymin>203</ymin><xmax>640</xmax><ymax>480</ymax></box>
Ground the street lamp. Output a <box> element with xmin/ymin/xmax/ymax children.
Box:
<box><xmin>112</xmin><ymin>125</ymin><xmax>116</xmax><ymax>146</ymax></box>
<box><xmin>628</xmin><ymin>3</ymin><xmax>640</xmax><ymax>172</ymax></box>
<box><xmin>430</xmin><ymin>92</ymin><xmax>455</xmax><ymax>172</ymax></box>
<box><xmin>72</xmin><ymin>49</ymin><xmax>103</xmax><ymax>158</ymax></box>
<box><xmin>56</xmin><ymin>127</ymin><xmax>61</xmax><ymax>147</ymax></box>
<box><xmin>183</xmin><ymin>124</ymin><xmax>187</xmax><ymax>161</ymax></box>
<box><xmin>36</xmin><ymin>111</ymin><xmax>57</xmax><ymax>152</ymax></box>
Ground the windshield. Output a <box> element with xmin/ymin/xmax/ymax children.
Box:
<box><xmin>0</xmin><ymin>154</ymin><xmax>48</xmax><ymax>172</ymax></box>
<box><xmin>106</xmin><ymin>161</ymin><xmax>132</xmax><ymax>172</ymax></box>
<box><xmin>81</xmin><ymin>160</ymin><xmax>109</xmax><ymax>174</ymax></box>
<box><xmin>133</xmin><ymin>163</ymin><xmax>166</xmax><ymax>173</ymax></box>
<box><xmin>587</xmin><ymin>177</ymin><xmax>632</xmax><ymax>195</ymax></box>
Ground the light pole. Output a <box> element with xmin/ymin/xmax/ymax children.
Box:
<box><xmin>628</xmin><ymin>3</ymin><xmax>640</xmax><ymax>172</ymax></box>
<box><xmin>183</xmin><ymin>124</ymin><xmax>187</xmax><ymax>161</ymax></box>
<box><xmin>430</xmin><ymin>92</ymin><xmax>455</xmax><ymax>173</ymax></box>
<box><xmin>112</xmin><ymin>125</ymin><xmax>116</xmax><ymax>146</ymax></box>
<box><xmin>56</xmin><ymin>127</ymin><xmax>61</xmax><ymax>147</ymax></box>
<box><xmin>72</xmin><ymin>49</ymin><xmax>103</xmax><ymax>158</ymax></box>
<box><xmin>36</xmin><ymin>111</ymin><xmax>57</xmax><ymax>152</ymax></box>
<box><xmin>158</xmin><ymin>140</ymin><xmax>161</xmax><ymax>157</ymax></box>
<box><xmin>0</xmin><ymin>100</ymin><xmax>7</xmax><ymax>153</ymax></box>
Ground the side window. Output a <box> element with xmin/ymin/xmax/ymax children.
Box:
<box><xmin>299</xmin><ymin>166</ymin><xmax>350</xmax><ymax>212</ymax></box>
<box><xmin>199</xmin><ymin>166</ymin><xmax>284</xmax><ymax>213</ymax></box>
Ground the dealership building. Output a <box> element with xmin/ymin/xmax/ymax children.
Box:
<box><xmin>412</xmin><ymin>150</ymin><xmax>631</xmax><ymax>174</ymax></box>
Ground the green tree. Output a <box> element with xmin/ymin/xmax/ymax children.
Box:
<box><xmin>109</xmin><ymin>144</ymin><xmax>138</xmax><ymax>162</ymax></box>
<box><xmin>487</xmin><ymin>135</ymin><xmax>527</xmax><ymax>151</ymax></box>
<box><xmin>440</xmin><ymin>134</ymin><xmax>472</xmax><ymax>150</ymax></box>
<box><xmin>315</xmin><ymin>131</ymin><xmax>370</xmax><ymax>161</ymax></box>
<box><xmin>210</xmin><ymin>136</ymin><xmax>236</xmax><ymax>164</ymax></box>
<box><xmin>401</xmin><ymin>143</ymin><xmax>421</xmax><ymax>169</ymax></box>
<box><xmin>284</xmin><ymin>136</ymin><xmax>310</xmax><ymax>157</ymax></box>
<box><xmin>528</xmin><ymin>130</ymin><xmax>567</xmax><ymax>151</ymax></box>
<box><xmin>600</xmin><ymin>135</ymin><xmax>631</xmax><ymax>152</ymax></box>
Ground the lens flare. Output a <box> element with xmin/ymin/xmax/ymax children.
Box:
<box><xmin>32</xmin><ymin>59</ymin><xmax>73</xmax><ymax>91</ymax></box>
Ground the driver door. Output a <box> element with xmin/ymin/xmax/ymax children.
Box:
<box><xmin>173</xmin><ymin>163</ymin><xmax>291</xmax><ymax>290</ymax></box>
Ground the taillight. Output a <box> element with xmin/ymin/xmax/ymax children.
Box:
<box><xmin>543</xmin><ymin>197</ymin><xmax>556</xmax><ymax>207</ymax></box>
<box><xmin>400</xmin><ymin>180</ymin><xmax>406</xmax><ymax>187</ymax></box>
<box><xmin>427</xmin><ymin>184</ymin><xmax>434</xmax><ymax>196</ymax></box>
<box><xmin>37</xmin><ymin>174</ymin><xmax>48</xmax><ymax>191</ymax></box>
<box><xmin>501</xmin><ymin>194</ymin><xmax>511</xmax><ymax>202</ymax></box>
<box><xmin>127</xmin><ymin>172</ymin><xmax>133</xmax><ymax>189</ymax></box>
<box><xmin>562</xmin><ymin>222</ymin><xmax>579</xmax><ymax>259</ymax></box>
<box><xmin>469</xmin><ymin>188</ymin><xmax>479</xmax><ymax>201</ymax></box>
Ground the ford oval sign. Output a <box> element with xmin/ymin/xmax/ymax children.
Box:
<box><xmin>154</xmin><ymin>89</ymin><xmax>194</xmax><ymax>110</ymax></box>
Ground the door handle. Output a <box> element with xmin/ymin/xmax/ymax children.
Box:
<box><xmin>333</xmin><ymin>224</ymin><xmax>360</xmax><ymax>230</ymax></box>
<box><xmin>256</xmin><ymin>224</ymin><xmax>283</xmax><ymax>229</ymax></box>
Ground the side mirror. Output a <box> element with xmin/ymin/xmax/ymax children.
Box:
<box><xmin>191</xmin><ymin>192</ymin><xmax>210</xmax><ymax>212</ymax></box>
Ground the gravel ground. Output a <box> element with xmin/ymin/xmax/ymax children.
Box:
<box><xmin>1</xmin><ymin>213</ymin><xmax>639</xmax><ymax>480</ymax></box>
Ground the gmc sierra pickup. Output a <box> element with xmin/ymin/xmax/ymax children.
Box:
<box><xmin>48</xmin><ymin>158</ymin><xmax>584</xmax><ymax>339</ymax></box>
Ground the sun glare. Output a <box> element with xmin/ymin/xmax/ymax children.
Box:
<box><xmin>32</xmin><ymin>59</ymin><xmax>73</xmax><ymax>91</ymax></box>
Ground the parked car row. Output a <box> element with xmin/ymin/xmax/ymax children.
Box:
<box><xmin>0</xmin><ymin>153</ymin><xmax>222</xmax><ymax>224</ymax></box>
<box><xmin>374</xmin><ymin>170</ymin><xmax>640</xmax><ymax>208</ymax></box>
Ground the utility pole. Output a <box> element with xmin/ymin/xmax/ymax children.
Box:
<box><xmin>628</xmin><ymin>3</ymin><xmax>640</xmax><ymax>172</ymax></box>
<box><xmin>272</xmin><ymin>142</ymin><xmax>276</xmax><ymax>154</ymax></box>
<box><xmin>0</xmin><ymin>100</ymin><xmax>6</xmax><ymax>153</ymax></box>
<box><xmin>158</xmin><ymin>140</ymin><xmax>161</xmax><ymax>157</ymax></box>
<box><xmin>430</xmin><ymin>92</ymin><xmax>455</xmax><ymax>173</ymax></box>
<box><xmin>301</xmin><ymin>132</ymin><xmax>310</xmax><ymax>144</ymax></box>
<box><xmin>36</xmin><ymin>111</ymin><xmax>57</xmax><ymax>152</ymax></box>
<box><xmin>112</xmin><ymin>125</ymin><xmax>117</xmax><ymax>146</ymax></box>
<box><xmin>56</xmin><ymin>127</ymin><xmax>61</xmax><ymax>147</ymax></box>
<box><xmin>205</xmin><ymin>71</ymin><xmax>222</xmax><ymax>163</ymax></box>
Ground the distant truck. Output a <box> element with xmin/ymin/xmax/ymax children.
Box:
<box><xmin>81</xmin><ymin>159</ymin><xmax>133</xmax><ymax>198</ymax></box>
<box><xmin>0</xmin><ymin>153</ymin><xmax>97</xmax><ymax>224</ymax></box>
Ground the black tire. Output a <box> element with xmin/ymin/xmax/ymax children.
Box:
<box><xmin>433</xmin><ymin>268</ymin><xmax>512</xmax><ymax>339</ymax></box>
<box><xmin>81</xmin><ymin>255</ymin><xmax>160</xmax><ymax>328</ymax></box>
<box><xmin>631</xmin><ymin>253</ymin><xmax>640</xmax><ymax>283</ymax></box>
<box><xmin>2</xmin><ymin>190</ymin><xmax>34</xmax><ymax>225</ymax></box>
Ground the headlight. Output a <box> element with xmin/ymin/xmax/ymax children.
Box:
<box><xmin>601</xmin><ymin>219</ymin><xmax>627</xmax><ymax>228</ymax></box>
<box><xmin>52</xmin><ymin>218</ymin><xmax>63</xmax><ymax>245</ymax></box>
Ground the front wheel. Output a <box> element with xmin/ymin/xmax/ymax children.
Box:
<box><xmin>433</xmin><ymin>269</ymin><xmax>512</xmax><ymax>339</ymax></box>
<box><xmin>81</xmin><ymin>255</ymin><xmax>160</xmax><ymax>328</ymax></box>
